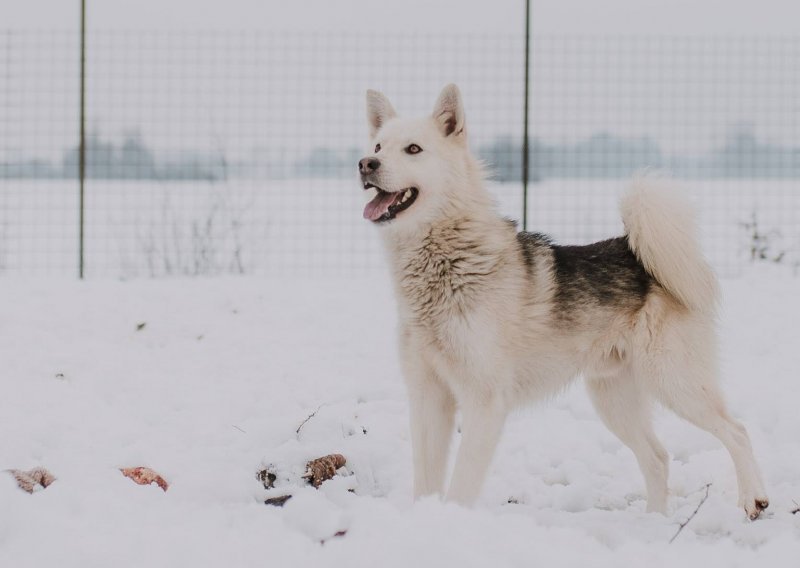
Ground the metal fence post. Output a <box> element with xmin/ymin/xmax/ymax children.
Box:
<box><xmin>522</xmin><ymin>0</ymin><xmax>530</xmax><ymax>231</ymax></box>
<box><xmin>78</xmin><ymin>0</ymin><xmax>86</xmax><ymax>278</ymax></box>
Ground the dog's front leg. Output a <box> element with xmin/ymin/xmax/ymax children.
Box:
<box><xmin>445</xmin><ymin>394</ymin><xmax>507</xmax><ymax>506</ymax></box>
<box><xmin>406</xmin><ymin>363</ymin><xmax>456</xmax><ymax>499</ymax></box>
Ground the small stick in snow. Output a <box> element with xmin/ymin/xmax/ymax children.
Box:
<box><xmin>669</xmin><ymin>483</ymin><xmax>712</xmax><ymax>544</ymax></box>
<box><xmin>302</xmin><ymin>454</ymin><xmax>346</xmax><ymax>488</ymax></box>
<box><xmin>295</xmin><ymin>404</ymin><xmax>325</xmax><ymax>438</ymax></box>
<box><xmin>791</xmin><ymin>500</ymin><xmax>800</xmax><ymax>515</ymax></box>
<box><xmin>319</xmin><ymin>530</ymin><xmax>347</xmax><ymax>545</ymax></box>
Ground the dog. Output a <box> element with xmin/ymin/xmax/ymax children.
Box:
<box><xmin>358</xmin><ymin>84</ymin><xmax>769</xmax><ymax>519</ymax></box>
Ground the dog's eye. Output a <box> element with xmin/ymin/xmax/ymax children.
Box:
<box><xmin>374</xmin><ymin>143</ymin><xmax>381</xmax><ymax>153</ymax></box>
<box><xmin>405</xmin><ymin>144</ymin><xmax>422</xmax><ymax>155</ymax></box>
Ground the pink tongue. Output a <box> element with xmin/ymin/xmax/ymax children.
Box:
<box><xmin>363</xmin><ymin>191</ymin><xmax>402</xmax><ymax>221</ymax></box>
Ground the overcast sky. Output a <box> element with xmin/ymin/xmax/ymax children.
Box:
<box><xmin>5</xmin><ymin>0</ymin><xmax>799</xmax><ymax>35</ymax></box>
<box><xmin>3</xmin><ymin>1</ymin><xmax>798</xmax><ymax>160</ymax></box>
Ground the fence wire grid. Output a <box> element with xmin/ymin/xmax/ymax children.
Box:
<box><xmin>1</xmin><ymin>30</ymin><xmax>799</xmax><ymax>278</ymax></box>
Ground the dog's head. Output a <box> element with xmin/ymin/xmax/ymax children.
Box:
<box><xmin>359</xmin><ymin>84</ymin><xmax>477</xmax><ymax>231</ymax></box>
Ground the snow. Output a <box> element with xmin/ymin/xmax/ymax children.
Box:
<box><xmin>1</xmin><ymin>270</ymin><xmax>799</xmax><ymax>567</ymax></box>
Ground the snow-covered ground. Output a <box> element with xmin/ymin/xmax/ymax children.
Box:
<box><xmin>1</xmin><ymin>270</ymin><xmax>799</xmax><ymax>567</ymax></box>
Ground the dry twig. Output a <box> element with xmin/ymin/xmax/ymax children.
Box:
<box><xmin>295</xmin><ymin>404</ymin><xmax>325</xmax><ymax>438</ymax></box>
<box><xmin>319</xmin><ymin>530</ymin><xmax>347</xmax><ymax>545</ymax></box>
<box><xmin>669</xmin><ymin>483</ymin><xmax>712</xmax><ymax>544</ymax></box>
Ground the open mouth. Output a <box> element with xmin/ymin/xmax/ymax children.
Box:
<box><xmin>362</xmin><ymin>183</ymin><xmax>419</xmax><ymax>223</ymax></box>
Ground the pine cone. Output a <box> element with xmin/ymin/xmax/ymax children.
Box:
<box><xmin>302</xmin><ymin>454</ymin><xmax>346</xmax><ymax>488</ymax></box>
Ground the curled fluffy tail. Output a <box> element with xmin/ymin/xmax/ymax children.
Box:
<box><xmin>620</xmin><ymin>178</ymin><xmax>718</xmax><ymax>314</ymax></box>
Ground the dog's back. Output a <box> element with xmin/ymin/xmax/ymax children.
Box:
<box><xmin>517</xmin><ymin>233</ymin><xmax>653</xmax><ymax>324</ymax></box>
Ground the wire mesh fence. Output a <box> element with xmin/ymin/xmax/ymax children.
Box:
<box><xmin>528</xmin><ymin>36</ymin><xmax>800</xmax><ymax>276</ymax></box>
<box><xmin>1</xmin><ymin>29</ymin><xmax>799</xmax><ymax>278</ymax></box>
<box><xmin>0</xmin><ymin>30</ymin><xmax>81</xmax><ymax>275</ymax></box>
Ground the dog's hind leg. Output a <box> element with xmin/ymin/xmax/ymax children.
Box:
<box><xmin>405</xmin><ymin>361</ymin><xmax>457</xmax><ymax>499</ymax></box>
<box><xmin>648</xmin><ymin>361</ymin><xmax>769</xmax><ymax>519</ymax></box>
<box><xmin>586</xmin><ymin>371</ymin><xmax>670</xmax><ymax>513</ymax></box>
<box><xmin>445</xmin><ymin>394</ymin><xmax>507</xmax><ymax>506</ymax></box>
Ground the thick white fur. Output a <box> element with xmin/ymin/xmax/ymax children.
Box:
<box><xmin>363</xmin><ymin>85</ymin><xmax>768</xmax><ymax>519</ymax></box>
<box><xmin>621</xmin><ymin>178</ymin><xmax>719</xmax><ymax>314</ymax></box>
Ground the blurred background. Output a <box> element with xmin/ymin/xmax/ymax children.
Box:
<box><xmin>1</xmin><ymin>0</ymin><xmax>798</xmax><ymax>278</ymax></box>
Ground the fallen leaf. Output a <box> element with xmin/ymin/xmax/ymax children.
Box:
<box><xmin>120</xmin><ymin>467</ymin><xmax>169</xmax><ymax>491</ymax></box>
<box><xmin>8</xmin><ymin>467</ymin><xmax>57</xmax><ymax>493</ymax></box>
<box><xmin>256</xmin><ymin>468</ymin><xmax>277</xmax><ymax>489</ymax></box>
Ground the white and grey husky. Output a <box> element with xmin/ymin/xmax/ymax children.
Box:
<box><xmin>358</xmin><ymin>84</ymin><xmax>768</xmax><ymax>519</ymax></box>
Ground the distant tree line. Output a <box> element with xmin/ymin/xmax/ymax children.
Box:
<box><xmin>480</xmin><ymin>125</ymin><xmax>800</xmax><ymax>181</ymax></box>
<box><xmin>3</xmin><ymin>131</ymin><xmax>226</xmax><ymax>180</ymax></box>
<box><xmin>3</xmin><ymin>125</ymin><xmax>800</xmax><ymax>181</ymax></box>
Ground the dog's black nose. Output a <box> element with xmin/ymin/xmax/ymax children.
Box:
<box><xmin>359</xmin><ymin>157</ymin><xmax>380</xmax><ymax>174</ymax></box>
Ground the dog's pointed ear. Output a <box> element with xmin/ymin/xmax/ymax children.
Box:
<box><xmin>432</xmin><ymin>84</ymin><xmax>466</xmax><ymax>138</ymax></box>
<box><xmin>366</xmin><ymin>90</ymin><xmax>397</xmax><ymax>138</ymax></box>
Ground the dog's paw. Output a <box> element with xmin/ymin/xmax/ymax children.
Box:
<box><xmin>744</xmin><ymin>497</ymin><xmax>769</xmax><ymax>520</ymax></box>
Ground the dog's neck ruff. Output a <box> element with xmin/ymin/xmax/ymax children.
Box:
<box><xmin>385</xmin><ymin>213</ymin><xmax>515</xmax><ymax>325</ymax></box>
